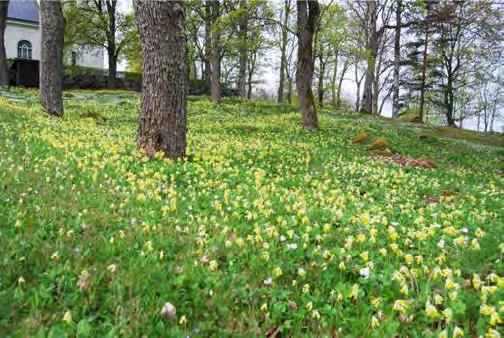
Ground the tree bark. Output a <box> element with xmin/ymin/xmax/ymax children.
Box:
<box><xmin>337</xmin><ymin>59</ymin><xmax>350</xmax><ymax>108</ymax></box>
<box><xmin>237</xmin><ymin>0</ymin><xmax>248</xmax><ymax>98</ymax></box>
<box><xmin>134</xmin><ymin>0</ymin><xmax>187</xmax><ymax>159</ymax></box>
<box><xmin>331</xmin><ymin>49</ymin><xmax>338</xmax><ymax>106</ymax></box>
<box><xmin>40</xmin><ymin>0</ymin><xmax>65</xmax><ymax>117</ymax></box>
<box><xmin>391</xmin><ymin>0</ymin><xmax>401</xmax><ymax>118</ymax></box>
<box><xmin>419</xmin><ymin>28</ymin><xmax>429</xmax><ymax>123</ymax></box>
<box><xmin>317</xmin><ymin>44</ymin><xmax>325</xmax><ymax>108</ymax></box>
<box><xmin>105</xmin><ymin>0</ymin><xmax>117</xmax><ymax>89</ymax></box>
<box><xmin>360</xmin><ymin>0</ymin><xmax>377</xmax><ymax>114</ymax></box>
<box><xmin>204</xmin><ymin>1</ymin><xmax>212</xmax><ymax>90</ymax></box>
<box><xmin>0</xmin><ymin>0</ymin><xmax>9</xmax><ymax>86</ymax></box>
<box><xmin>277</xmin><ymin>0</ymin><xmax>291</xmax><ymax>103</ymax></box>
<box><xmin>210</xmin><ymin>1</ymin><xmax>221</xmax><ymax>103</ymax></box>
<box><xmin>296</xmin><ymin>0</ymin><xmax>319</xmax><ymax>129</ymax></box>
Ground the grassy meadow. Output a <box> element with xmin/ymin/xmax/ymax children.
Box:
<box><xmin>0</xmin><ymin>89</ymin><xmax>503</xmax><ymax>337</ymax></box>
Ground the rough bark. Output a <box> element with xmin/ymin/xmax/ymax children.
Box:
<box><xmin>237</xmin><ymin>0</ymin><xmax>248</xmax><ymax>98</ymax></box>
<box><xmin>391</xmin><ymin>0</ymin><xmax>401</xmax><ymax>118</ymax></box>
<box><xmin>277</xmin><ymin>0</ymin><xmax>291</xmax><ymax>103</ymax></box>
<box><xmin>134</xmin><ymin>0</ymin><xmax>187</xmax><ymax>159</ymax></box>
<box><xmin>296</xmin><ymin>0</ymin><xmax>319</xmax><ymax>129</ymax></box>
<box><xmin>330</xmin><ymin>49</ymin><xmax>338</xmax><ymax>106</ymax></box>
<box><xmin>40</xmin><ymin>0</ymin><xmax>65</xmax><ymax>117</ymax></box>
<box><xmin>360</xmin><ymin>0</ymin><xmax>378</xmax><ymax>115</ymax></box>
<box><xmin>419</xmin><ymin>28</ymin><xmax>429</xmax><ymax>123</ymax></box>
<box><xmin>0</xmin><ymin>0</ymin><xmax>9</xmax><ymax>86</ymax></box>
<box><xmin>204</xmin><ymin>1</ymin><xmax>212</xmax><ymax>90</ymax></box>
<box><xmin>105</xmin><ymin>0</ymin><xmax>117</xmax><ymax>89</ymax></box>
<box><xmin>210</xmin><ymin>0</ymin><xmax>221</xmax><ymax>103</ymax></box>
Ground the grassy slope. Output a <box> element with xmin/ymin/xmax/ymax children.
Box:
<box><xmin>0</xmin><ymin>89</ymin><xmax>502</xmax><ymax>337</ymax></box>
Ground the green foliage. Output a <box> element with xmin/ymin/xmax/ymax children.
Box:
<box><xmin>0</xmin><ymin>89</ymin><xmax>503</xmax><ymax>336</ymax></box>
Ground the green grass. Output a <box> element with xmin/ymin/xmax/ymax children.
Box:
<box><xmin>0</xmin><ymin>89</ymin><xmax>503</xmax><ymax>337</ymax></box>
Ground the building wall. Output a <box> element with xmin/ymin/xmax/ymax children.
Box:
<box><xmin>5</xmin><ymin>20</ymin><xmax>104</xmax><ymax>69</ymax></box>
<box><xmin>5</xmin><ymin>21</ymin><xmax>41</xmax><ymax>60</ymax></box>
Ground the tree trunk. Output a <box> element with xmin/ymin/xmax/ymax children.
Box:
<box><xmin>106</xmin><ymin>0</ymin><xmax>117</xmax><ymax>89</ymax></box>
<box><xmin>210</xmin><ymin>0</ymin><xmax>221</xmax><ymax>103</ymax></box>
<box><xmin>0</xmin><ymin>0</ymin><xmax>9</xmax><ymax>86</ymax></box>
<box><xmin>204</xmin><ymin>1</ymin><xmax>212</xmax><ymax>90</ymax></box>
<box><xmin>134</xmin><ymin>0</ymin><xmax>187</xmax><ymax>159</ymax></box>
<box><xmin>40</xmin><ymin>0</ymin><xmax>65</xmax><ymax>117</ymax></box>
<box><xmin>355</xmin><ymin>62</ymin><xmax>361</xmax><ymax>111</ymax></box>
<box><xmin>331</xmin><ymin>49</ymin><xmax>338</xmax><ymax>106</ymax></box>
<box><xmin>317</xmin><ymin>48</ymin><xmax>325</xmax><ymax>108</ymax></box>
<box><xmin>336</xmin><ymin>59</ymin><xmax>349</xmax><ymax>108</ymax></box>
<box><xmin>392</xmin><ymin>0</ymin><xmax>401</xmax><ymax>118</ymax></box>
<box><xmin>360</xmin><ymin>0</ymin><xmax>377</xmax><ymax>115</ymax></box>
<box><xmin>296</xmin><ymin>0</ymin><xmax>319</xmax><ymax>129</ymax></box>
<box><xmin>277</xmin><ymin>0</ymin><xmax>290</xmax><ymax>103</ymax></box>
<box><xmin>419</xmin><ymin>28</ymin><xmax>429</xmax><ymax>123</ymax></box>
<box><xmin>237</xmin><ymin>0</ymin><xmax>248</xmax><ymax>98</ymax></box>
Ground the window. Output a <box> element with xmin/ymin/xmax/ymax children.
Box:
<box><xmin>17</xmin><ymin>40</ymin><xmax>32</xmax><ymax>59</ymax></box>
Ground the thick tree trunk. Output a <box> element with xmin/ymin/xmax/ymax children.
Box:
<box><xmin>204</xmin><ymin>1</ymin><xmax>212</xmax><ymax>90</ymax></box>
<box><xmin>40</xmin><ymin>0</ymin><xmax>65</xmax><ymax>117</ymax></box>
<box><xmin>237</xmin><ymin>0</ymin><xmax>248</xmax><ymax>98</ymax></box>
<box><xmin>134</xmin><ymin>0</ymin><xmax>187</xmax><ymax>159</ymax></box>
<box><xmin>392</xmin><ymin>0</ymin><xmax>401</xmax><ymax>118</ymax></box>
<box><xmin>277</xmin><ymin>0</ymin><xmax>290</xmax><ymax>103</ymax></box>
<box><xmin>296</xmin><ymin>0</ymin><xmax>319</xmax><ymax>129</ymax></box>
<box><xmin>0</xmin><ymin>0</ymin><xmax>9</xmax><ymax>86</ymax></box>
<box><xmin>106</xmin><ymin>0</ymin><xmax>117</xmax><ymax>89</ymax></box>
<box><xmin>360</xmin><ymin>0</ymin><xmax>377</xmax><ymax>114</ymax></box>
<box><xmin>210</xmin><ymin>1</ymin><xmax>221</xmax><ymax>103</ymax></box>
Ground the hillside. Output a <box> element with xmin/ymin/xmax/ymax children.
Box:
<box><xmin>0</xmin><ymin>90</ymin><xmax>502</xmax><ymax>336</ymax></box>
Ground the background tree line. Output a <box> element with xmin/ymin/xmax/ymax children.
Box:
<box><xmin>0</xmin><ymin>0</ymin><xmax>501</xmax><ymax>160</ymax></box>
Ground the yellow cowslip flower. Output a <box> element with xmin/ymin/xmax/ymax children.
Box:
<box><xmin>490</xmin><ymin>311</ymin><xmax>502</xmax><ymax>326</ymax></box>
<box><xmin>379</xmin><ymin>248</ymin><xmax>387</xmax><ymax>256</ymax></box>
<box><xmin>475</xmin><ymin>228</ymin><xmax>485</xmax><ymax>238</ymax></box>
<box><xmin>350</xmin><ymin>284</ymin><xmax>359</xmax><ymax>300</ymax></box>
<box><xmin>415</xmin><ymin>255</ymin><xmax>423</xmax><ymax>265</ymax></box>
<box><xmin>302</xmin><ymin>283</ymin><xmax>310</xmax><ymax>294</ymax></box>
<box><xmin>260</xmin><ymin>303</ymin><xmax>268</xmax><ymax>312</ymax></box>
<box><xmin>209</xmin><ymin>260</ymin><xmax>218</xmax><ymax>272</ymax></box>
<box><xmin>273</xmin><ymin>267</ymin><xmax>283</xmax><ymax>278</ymax></box>
<box><xmin>371</xmin><ymin>315</ymin><xmax>380</xmax><ymax>328</ymax></box>
<box><xmin>454</xmin><ymin>236</ymin><xmax>466</xmax><ymax>246</ymax></box>
<box><xmin>393</xmin><ymin>299</ymin><xmax>409</xmax><ymax>314</ymax></box>
<box><xmin>433</xmin><ymin>294</ymin><xmax>444</xmax><ymax>305</ymax></box>
<box><xmin>425</xmin><ymin>301</ymin><xmax>439</xmax><ymax>319</ymax></box>
<box><xmin>344</xmin><ymin>236</ymin><xmax>354</xmax><ymax>250</ymax></box>
<box><xmin>471</xmin><ymin>238</ymin><xmax>480</xmax><ymax>250</ymax></box>
<box><xmin>405</xmin><ymin>254</ymin><xmax>414</xmax><ymax>266</ymax></box>
<box><xmin>442</xmin><ymin>308</ymin><xmax>453</xmax><ymax>322</ymax></box>
<box><xmin>485</xmin><ymin>328</ymin><xmax>501</xmax><ymax>338</ymax></box>
<box><xmin>339</xmin><ymin>261</ymin><xmax>346</xmax><ymax>271</ymax></box>
<box><xmin>312</xmin><ymin>310</ymin><xmax>320</xmax><ymax>320</ymax></box>
<box><xmin>298</xmin><ymin>268</ymin><xmax>306</xmax><ymax>277</ymax></box>
<box><xmin>438</xmin><ymin>329</ymin><xmax>448</xmax><ymax>338</ymax></box>
<box><xmin>179</xmin><ymin>315</ymin><xmax>187</xmax><ymax>325</ymax></box>
<box><xmin>371</xmin><ymin>297</ymin><xmax>381</xmax><ymax>309</ymax></box>
<box><xmin>452</xmin><ymin>326</ymin><xmax>464</xmax><ymax>337</ymax></box>
<box><xmin>305</xmin><ymin>301</ymin><xmax>313</xmax><ymax>311</ymax></box>
<box><xmin>62</xmin><ymin>310</ymin><xmax>72</xmax><ymax>324</ymax></box>
<box><xmin>445</xmin><ymin>278</ymin><xmax>459</xmax><ymax>290</ymax></box>
<box><xmin>360</xmin><ymin>214</ymin><xmax>371</xmax><ymax>225</ymax></box>
<box><xmin>473</xmin><ymin>274</ymin><xmax>482</xmax><ymax>289</ymax></box>
<box><xmin>357</xmin><ymin>233</ymin><xmax>366</xmax><ymax>243</ymax></box>
<box><xmin>360</xmin><ymin>251</ymin><xmax>369</xmax><ymax>262</ymax></box>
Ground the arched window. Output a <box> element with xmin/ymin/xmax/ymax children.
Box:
<box><xmin>17</xmin><ymin>40</ymin><xmax>32</xmax><ymax>59</ymax></box>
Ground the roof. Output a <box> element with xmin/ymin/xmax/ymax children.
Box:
<box><xmin>7</xmin><ymin>0</ymin><xmax>40</xmax><ymax>24</ymax></box>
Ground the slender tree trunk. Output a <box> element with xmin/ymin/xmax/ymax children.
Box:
<box><xmin>247</xmin><ymin>50</ymin><xmax>256</xmax><ymax>99</ymax></box>
<box><xmin>287</xmin><ymin>76</ymin><xmax>292</xmax><ymax>103</ymax></box>
<box><xmin>134</xmin><ymin>0</ymin><xmax>187</xmax><ymax>159</ymax></box>
<box><xmin>355</xmin><ymin>62</ymin><xmax>361</xmax><ymax>111</ymax></box>
<box><xmin>237</xmin><ymin>0</ymin><xmax>248</xmax><ymax>98</ymax></box>
<box><xmin>204</xmin><ymin>1</ymin><xmax>212</xmax><ymax>91</ymax></box>
<box><xmin>392</xmin><ymin>0</ymin><xmax>401</xmax><ymax>118</ymax></box>
<box><xmin>210</xmin><ymin>0</ymin><xmax>221</xmax><ymax>103</ymax></box>
<box><xmin>0</xmin><ymin>0</ymin><xmax>9</xmax><ymax>86</ymax></box>
<box><xmin>337</xmin><ymin>59</ymin><xmax>350</xmax><ymax>108</ymax></box>
<box><xmin>277</xmin><ymin>0</ymin><xmax>291</xmax><ymax>103</ymax></box>
<box><xmin>40</xmin><ymin>0</ymin><xmax>65</xmax><ymax>117</ymax></box>
<box><xmin>419</xmin><ymin>28</ymin><xmax>429</xmax><ymax>123</ymax></box>
<box><xmin>317</xmin><ymin>48</ymin><xmax>325</xmax><ymax>107</ymax></box>
<box><xmin>331</xmin><ymin>49</ymin><xmax>338</xmax><ymax>106</ymax></box>
<box><xmin>106</xmin><ymin>0</ymin><xmax>117</xmax><ymax>89</ymax></box>
<box><xmin>361</xmin><ymin>0</ymin><xmax>377</xmax><ymax>114</ymax></box>
<box><xmin>296</xmin><ymin>0</ymin><xmax>319</xmax><ymax>129</ymax></box>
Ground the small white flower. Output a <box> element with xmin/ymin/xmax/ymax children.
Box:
<box><xmin>263</xmin><ymin>277</ymin><xmax>273</xmax><ymax>286</ymax></box>
<box><xmin>160</xmin><ymin>302</ymin><xmax>177</xmax><ymax>320</ymax></box>
<box><xmin>360</xmin><ymin>267</ymin><xmax>370</xmax><ymax>279</ymax></box>
<box><xmin>437</xmin><ymin>239</ymin><xmax>445</xmax><ymax>248</ymax></box>
<box><xmin>286</xmin><ymin>243</ymin><xmax>298</xmax><ymax>250</ymax></box>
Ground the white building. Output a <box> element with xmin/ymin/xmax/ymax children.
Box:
<box><xmin>5</xmin><ymin>0</ymin><xmax>104</xmax><ymax>69</ymax></box>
